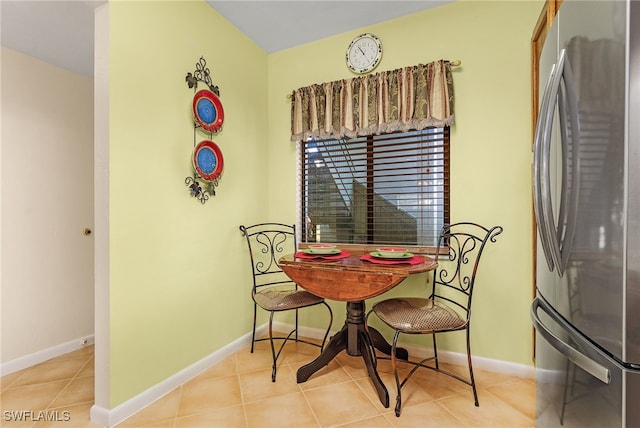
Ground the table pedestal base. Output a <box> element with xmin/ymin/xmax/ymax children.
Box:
<box><xmin>296</xmin><ymin>301</ymin><xmax>408</xmax><ymax>408</ymax></box>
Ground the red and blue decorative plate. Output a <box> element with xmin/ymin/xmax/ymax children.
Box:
<box><xmin>193</xmin><ymin>140</ymin><xmax>224</xmax><ymax>181</ymax></box>
<box><xmin>192</xmin><ymin>89</ymin><xmax>224</xmax><ymax>133</ymax></box>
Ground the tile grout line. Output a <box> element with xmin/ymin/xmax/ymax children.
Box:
<box><xmin>170</xmin><ymin>384</ymin><xmax>183</xmax><ymax>428</ymax></box>
<box><xmin>235</xmin><ymin>352</ymin><xmax>251</xmax><ymax>428</ymax></box>
<box><xmin>434</xmin><ymin>398</ymin><xmax>472</xmax><ymax>427</ymax></box>
<box><xmin>481</xmin><ymin>384</ymin><xmax>535</xmax><ymax>422</ymax></box>
<box><xmin>285</xmin><ymin>358</ymin><xmax>326</xmax><ymax>427</ymax></box>
<box><xmin>296</xmin><ymin>377</ymin><xmax>322</xmax><ymax>427</ymax></box>
<box><xmin>44</xmin><ymin>354</ymin><xmax>94</xmax><ymax>412</ymax></box>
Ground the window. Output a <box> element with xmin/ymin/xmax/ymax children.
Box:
<box><xmin>298</xmin><ymin>127</ymin><xmax>449</xmax><ymax>252</ymax></box>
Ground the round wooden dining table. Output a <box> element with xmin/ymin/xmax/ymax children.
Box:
<box><xmin>279</xmin><ymin>252</ymin><xmax>437</xmax><ymax>408</ymax></box>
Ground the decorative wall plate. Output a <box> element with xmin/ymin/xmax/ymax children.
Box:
<box><xmin>192</xmin><ymin>89</ymin><xmax>224</xmax><ymax>132</ymax></box>
<box><xmin>193</xmin><ymin>140</ymin><xmax>224</xmax><ymax>182</ymax></box>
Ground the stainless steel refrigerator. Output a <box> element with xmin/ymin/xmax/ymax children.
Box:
<box><xmin>530</xmin><ymin>0</ymin><xmax>640</xmax><ymax>426</ymax></box>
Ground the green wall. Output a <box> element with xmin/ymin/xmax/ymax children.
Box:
<box><xmin>105</xmin><ymin>0</ymin><xmax>543</xmax><ymax>408</ymax></box>
<box><xmin>107</xmin><ymin>0</ymin><xmax>269</xmax><ymax>406</ymax></box>
<box><xmin>267</xmin><ymin>0</ymin><xmax>542</xmax><ymax>365</ymax></box>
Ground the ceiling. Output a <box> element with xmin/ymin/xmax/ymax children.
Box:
<box><xmin>1</xmin><ymin>1</ymin><xmax>104</xmax><ymax>77</ymax></box>
<box><xmin>1</xmin><ymin>0</ymin><xmax>451</xmax><ymax>78</ymax></box>
<box><xmin>207</xmin><ymin>1</ymin><xmax>452</xmax><ymax>53</ymax></box>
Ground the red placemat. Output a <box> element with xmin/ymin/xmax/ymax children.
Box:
<box><xmin>294</xmin><ymin>250</ymin><xmax>351</xmax><ymax>260</ymax></box>
<box><xmin>360</xmin><ymin>253</ymin><xmax>425</xmax><ymax>265</ymax></box>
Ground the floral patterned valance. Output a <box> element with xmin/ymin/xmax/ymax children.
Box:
<box><xmin>290</xmin><ymin>59</ymin><xmax>455</xmax><ymax>143</ymax></box>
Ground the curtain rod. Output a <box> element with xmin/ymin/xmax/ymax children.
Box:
<box><xmin>286</xmin><ymin>59</ymin><xmax>461</xmax><ymax>99</ymax></box>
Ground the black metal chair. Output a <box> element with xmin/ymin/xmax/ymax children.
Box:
<box><xmin>239</xmin><ymin>222</ymin><xmax>333</xmax><ymax>382</ymax></box>
<box><xmin>367</xmin><ymin>222</ymin><xmax>503</xmax><ymax>416</ymax></box>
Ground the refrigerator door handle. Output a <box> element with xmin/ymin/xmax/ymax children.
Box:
<box><xmin>539</xmin><ymin>50</ymin><xmax>565</xmax><ymax>275</ymax></box>
<box><xmin>531</xmin><ymin>297</ymin><xmax>611</xmax><ymax>384</ymax></box>
<box><xmin>537</xmin><ymin>49</ymin><xmax>579</xmax><ymax>277</ymax></box>
<box><xmin>533</xmin><ymin>62</ymin><xmax>557</xmax><ymax>272</ymax></box>
<box><xmin>556</xmin><ymin>52</ymin><xmax>581</xmax><ymax>273</ymax></box>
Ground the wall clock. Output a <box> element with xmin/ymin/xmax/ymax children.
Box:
<box><xmin>346</xmin><ymin>33</ymin><xmax>382</xmax><ymax>74</ymax></box>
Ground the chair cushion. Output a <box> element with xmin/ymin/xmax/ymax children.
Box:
<box><xmin>372</xmin><ymin>297</ymin><xmax>466</xmax><ymax>333</ymax></box>
<box><xmin>254</xmin><ymin>287</ymin><xmax>324</xmax><ymax>311</ymax></box>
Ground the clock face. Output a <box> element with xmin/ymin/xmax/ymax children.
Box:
<box><xmin>346</xmin><ymin>33</ymin><xmax>382</xmax><ymax>74</ymax></box>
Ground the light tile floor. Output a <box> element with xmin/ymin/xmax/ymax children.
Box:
<box><xmin>1</xmin><ymin>336</ymin><xmax>535</xmax><ymax>427</ymax></box>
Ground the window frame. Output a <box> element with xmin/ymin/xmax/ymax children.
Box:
<box><xmin>296</xmin><ymin>127</ymin><xmax>450</xmax><ymax>256</ymax></box>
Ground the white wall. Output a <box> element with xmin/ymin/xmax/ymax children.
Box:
<box><xmin>1</xmin><ymin>47</ymin><xmax>94</xmax><ymax>370</ymax></box>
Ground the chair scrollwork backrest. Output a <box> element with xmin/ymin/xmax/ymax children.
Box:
<box><xmin>239</xmin><ymin>223</ymin><xmax>297</xmax><ymax>292</ymax></box>
<box><xmin>432</xmin><ymin>222</ymin><xmax>503</xmax><ymax>319</ymax></box>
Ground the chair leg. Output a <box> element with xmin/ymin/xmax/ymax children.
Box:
<box><xmin>268</xmin><ymin>311</ymin><xmax>277</xmax><ymax>382</ymax></box>
<box><xmin>466</xmin><ymin>328</ymin><xmax>479</xmax><ymax>406</ymax></box>
<box><xmin>251</xmin><ymin>303</ymin><xmax>258</xmax><ymax>353</ymax></box>
<box><xmin>391</xmin><ymin>330</ymin><xmax>403</xmax><ymax>417</ymax></box>
<box><xmin>432</xmin><ymin>333</ymin><xmax>439</xmax><ymax>369</ymax></box>
<box><xmin>294</xmin><ymin>308</ymin><xmax>299</xmax><ymax>342</ymax></box>
<box><xmin>320</xmin><ymin>302</ymin><xmax>333</xmax><ymax>351</ymax></box>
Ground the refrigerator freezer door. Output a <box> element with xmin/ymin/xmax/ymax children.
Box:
<box><xmin>532</xmin><ymin>297</ymin><xmax>609</xmax><ymax>384</ymax></box>
<box><xmin>534</xmin><ymin>306</ymin><xmax>622</xmax><ymax>427</ymax></box>
<box><xmin>532</xmin><ymin>295</ymin><xmax>640</xmax><ymax>427</ymax></box>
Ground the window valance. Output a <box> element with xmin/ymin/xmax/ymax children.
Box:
<box><xmin>290</xmin><ymin>59</ymin><xmax>455</xmax><ymax>143</ymax></box>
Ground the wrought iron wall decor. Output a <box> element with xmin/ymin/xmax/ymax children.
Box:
<box><xmin>185</xmin><ymin>57</ymin><xmax>225</xmax><ymax>204</ymax></box>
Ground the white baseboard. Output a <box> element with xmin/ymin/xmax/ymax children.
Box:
<box><xmin>271</xmin><ymin>320</ymin><xmax>332</xmax><ymax>343</ymax></box>
<box><xmin>90</xmin><ymin>328</ymin><xmax>262</xmax><ymax>428</ymax></box>
<box><xmin>90</xmin><ymin>321</ymin><xmax>533</xmax><ymax>427</ymax></box>
<box><xmin>0</xmin><ymin>334</ymin><xmax>95</xmax><ymax>376</ymax></box>
<box><xmin>401</xmin><ymin>343</ymin><xmax>536</xmax><ymax>379</ymax></box>
<box><xmin>273</xmin><ymin>321</ymin><xmax>536</xmax><ymax>379</ymax></box>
